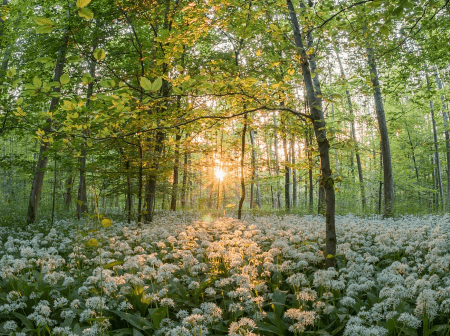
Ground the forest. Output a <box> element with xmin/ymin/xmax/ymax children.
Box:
<box><xmin>1</xmin><ymin>0</ymin><xmax>450</xmax><ymax>335</ymax></box>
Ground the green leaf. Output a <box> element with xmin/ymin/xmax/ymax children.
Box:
<box><xmin>16</xmin><ymin>97</ymin><xmax>23</xmax><ymax>105</ymax></box>
<box><xmin>34</xmin><ymin>17</ymin><xmax>53</xmax><ymax>26</ymax></box>
<box><xmin>76</xmin><ymin>0</ymin><xmax>92</xmax><ymax>8</ymax></box>
<box><xmin>36</xmin><ymin>25</ymin><xmax>53</xmax><ymax>34</ymax></box>
<box><xmin>139</xmin><ymin>77</ymin><xmax>152</xmax><ymax>91</ymax></box>
<box><xmin>151</xmin><ymin>77</ymin><xmax>163</xmax><ymax>91</ymax></box>
<box><xmin>12</xmin><ymin>312</ymin><xmax>34</xmax><ymax>329</ymax></box>
<box><xmin>33</xmin><ymin>77</ymin><xmax>42</xmax><ymax>88</ymax></box>
<box><xmin>67</xmin><ymin>56</ymin><xmax>82</xmax><ymax>63</ymax></box>
<box><xmin>103</xmin><ymin>260</ymin><xmax>124</xmax><ymax>269</ymax></box>
<box><xmin>93</xmin><ymin>48</ymin><xmax>106</xmax><ymax>61</ymax></box>
<box><xmin>78</xmin><ymin>7</ymin><xmax>94</xmax><ymax>19</ymax></box>
<box><xmin>60</xmin><ymin>74</ymin><xmax>70</xmax><ymax>85</ymax></box>
<box><xmin>257</xmin><ymin>321</ymin><xmax>284</xmax><ymax>336</ymax></box>
<box><xmin>133</xmin><ymin>330</ymin><xmax>145</xmax><ymax>336</ymax></box>
<box><xmin>151</xmin><ymin>307</ymin><xmax>166</xmax><ymax>329</ymax></box>
<box><xmin>111</xmin><ymin>310</ymin><xmax>153</xmax><ymax>331</ymax></box>
<box><xmin>6</xmin><ymin>67</ymin><xmax>16</xmax><ymax>78</ymax></box>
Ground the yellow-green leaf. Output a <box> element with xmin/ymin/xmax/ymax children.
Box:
<box><xmin>78</xmin><ymin>7</ymin><xmax>94</xmax><ymax>19</ymax></box>
<box><xmin>60</xmin><ymin>74</ymin><xmax>70</xmax><ymax>85</ymax></box>
<box><xmin>93</xmin><ymin>48</ymin><xmax>106</xmax><ymax>61</ymax></box>
<box><xmin>35</xmin><ymin>17</ymin><xmax>53</xmax><ymax>26</ymax></box>
<box><xmin>16</xmin><ymin>97</ymin><xmax>23</xmax><ymax>105</ymax></box>
<box><xmin>6</xmin><ymin>67</ymin><xmax>16</xmax><ymax>78</ymax></box>
<box><xmin>139</xmin><ymin>77</ymin><xmax>152</xmax><ymax>91</ymax></box>
<box><xmin>36</xmin><ymin>25</ymin><xmax>53</xmax><ymax>34</ymax></box>
<box><xmin>76</xmin><ymin>0</ymin><xmax>92</xmax><ymax>8</ymax></box>
<box><xmin>33</xmin><ymin>77</ymin><xmax>42</xmax><ymax>88</ymax></box>
<box><xmin>101</xmin><ymin>218</ymin><xmax>113</xmax><ymax>228</ymax></box>
<box><xmin>152</xmin><ymin>77</ymin><xmax>162</xmax><ymax>91</ymax></box>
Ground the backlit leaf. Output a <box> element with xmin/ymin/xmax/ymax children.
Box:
<box><xmin>151</xmin><ymin>77</ymin><xmax>162</xmax><ymax>91</ymax></box>
<box><xmin>93</xmin><ymin>48</ymin><xmax>106</xmax><ymax>61</ymax></box>
<box><xmin>78</xmin><ymin>7</ymin><xmax>94</xmax><ymax>19</ymax></box>
<box><xmin>76</xmin><ymin>0</ymin><xmax>92</xmax><ymax>8</ymax></box>
<box><xmin>36</xmin><ymin>26</ymin><xmax>53</xmax><ymax>34</ymax></box>
<box><xmin>139</xmin><ymin>77</ymin><xmax>152</xmax><ymax>91</ymax></box>
<box><xmin>34</xmin><ymin>17</ymin><xmax>53</xmax><ymax>26</ymax></box>
<box><xmin>60</xmin><ymin>74</ymin><xmax>70</xmax><ymax>85</ymax></box>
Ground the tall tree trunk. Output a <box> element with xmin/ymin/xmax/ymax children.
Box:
<box><xmin>64</xmin><ymin>172</ymin><xmax>73</xmax><ymax>211</ymax></box>
<box><xmin>77</xmin><ymin>38</ymin><xmax>98</xmax><ymax>219</ymax></box>
<box><xmin>434</xmin><ymin>69</ymin><xmax>450</xmax><ymax>209</ymax></box>
<box><xmin>335</xmin><ymin>46</ymin><xmax>365</xmax><ymax>210</ymax></box>
<box><xmin>181</xmin><ymin>138</ymin><xmax>188</xmax><ymax>209</ymax></box>
<box><xmin>170</xmin><ymin>133</ymin><xmax>182</xmax><ymax>211</ymax></box>
<box><xmin>265</xmin><ymin>132</ymin><xmax>276</xmax><ymax>208</ymax></box>
<box><xmin>425</xmin><ymin>67</ymin><xmax>444</xmax><ymax>211</ymax></box>
<box><xmin>291</xmin><ymin>136</ymin><xmax>297</xmax><ymax>208</ymax></box>
<box><xmin>305</xmin><ymin>127</ymin><xmax>314</xmax><ymax>212</ymax></box>
<box><xmin>273</xmin><ymin>114</ymin><xmax>282</xmax><ymax>208</ymax></box>
<box><xmin>283</xmin><ymin>126</ymin><xmax>290</xmax><ymax>210</ymax></box>
<box><xmin>27</xmin><ymin>31</ymin><xmax>69</xmax><ymax>224</ymax></box>
<box><xmin>367</xmin><ymin>47</ymin><xmax>394</xmax><ymax>218</ymax></box>
<box><xmin>137</xmin><ymin>139</ymin><xmax>143</xmax><ymax>222</ymax></box>
<box><xmin>249</xmin><ymin>129</ymin><xmax>260</xmax><ymax>208</ymax></box>
<box><xmin>287</xmin><ymin>0</ymin><xmax>336</xmax><ymax>267</ymax></box>
<box><xmin>144</xmin><ymin>131</ymin><xmax>165</xmax><ymax>222</ymax></box>
<box><xmin>238</xmin><ymin>117</ymin><xmax>247</xmax><ymax>219</ymax></box>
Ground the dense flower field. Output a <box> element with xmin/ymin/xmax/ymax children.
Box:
<box><xmin>1</xmin><ymin>212</ymin><xmax>450</xmax><ymax>336</ymax></box>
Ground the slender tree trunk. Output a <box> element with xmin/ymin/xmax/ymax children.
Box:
<box><xmin>265</xmin><ymin>133</ymin><xmax>276</xmax><ymax>208</ymax></box>
<box><xmin>335</xmin><ymin>46</ymin><xmax>365</xmax><ymax>211</ymax></box>
<box><xmin>249</xmin><ymin>129</ymin><xmax>260</xmax><ymax>208</ymax></box>
<box><xmin>238</xmin><ymin>117</ymin><xmax>247</xmax><ymax>219</ymax></box>
<box><xmin>51</xmin><ymin>157</ymin><xmax>57</xmax><ymax>225</ymax></box>
<box><xmin>291</xmin><ymin>137</ymin><xmax>297</xmax><ymax>208</ymax></box>
<box><xmin>170</xmin><ymin>133</ymin><xmax>182</xmax><ymax>211</ymax></box>
<box><xmin>425</xmin><ymin>66</ymin><xmax>444</xmax><ymax>211</ymax></box>
<box><xmin>287</xmin><ymin>0</ymin><xmax>336</xmax><ymax>267</ymax></box>
<box><xmin>305</xmin><ymin>128</ymin><xmax>314</xmax><ymax>212</ymax></box>
<box><xmin>28</xmin><ymin>31</ymin><xmax>69</xmax><ymax>224</ymax></box>
<box><xmin>434</xmin><ymin>69</ymin><xmax>450</xmax><ymax>209</ymax></box>
<box><xmin>283</xmin><ymin>126</ymin><xmax>290</xmax><ymax>210</ymax></box>
<box><xmin>144</xmin><ymin>131</ymin><xmax>165</xmax><ymax>222</ymax></box>
<box><xmin>181</xmin><ymin>140</ymin><xmax>188</xmax><ymax>209</ymax></box>
<box><xmin>137</xmin><ymin>139</ymin><xmax>143</xmax><ymax>221</ymax></box>
<box><xmin>405</xmin><ymin>123</ymin><xmax>420</xmax><ymax>182</ymax></box>
<box><xmin>367</xmin><ymin>47</ymin><xmax>394</xmax><ymax>218</ymax></box>
<box><xmin>64</xmin><ymin>172</ymin><xmax>73</xmax><ymax>211</ymax></box>
<box><xmin>77</xmin><ymin>149</ymin><xmax>88</xmax><ymax>219</ymax></box>
<box><xmin>273</xmin><ymin>114</ymin><xmax>282</xmax><ymax>208</ymax></box>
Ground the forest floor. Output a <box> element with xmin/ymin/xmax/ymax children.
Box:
<box><xmin>0</xmin><ymin>212</ymin><xmax>449</xmax><ymax>335</ymax></box>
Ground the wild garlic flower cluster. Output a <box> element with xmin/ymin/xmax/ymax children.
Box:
<box><xmin>1</xmin><ymin>212</ymin><xmax>450</xmax><ymax>335</ymax></box>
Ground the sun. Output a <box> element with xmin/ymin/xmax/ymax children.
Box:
<box><xmin>214</xmin><ymin>168</ymin><xmax>226</xmax><ymax>180</ymax></box>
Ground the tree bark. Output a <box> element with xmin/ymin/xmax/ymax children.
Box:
<box><xmin>273</xmin><ymin>114</ymin><xmax>282</xmax><ymax>208</ymax></box>
<box><xmin>27</xmin><ymin>31</ymin><xmax>69</xmax><ymax>224</ymax></box>
<box><xmin>287</xmin><ymin>0</ymin><xmax>336</xmax><ymax>267</ymax></box>
<box><xmin>335</xmin><ymin>46</ymin><xmax>365</xmax><ymax>210</ymax></box>
<box><xmin>434</xmin><ymin>69</ymin><xmax>450</xmax><ymax>209</ymax></box>
<box><xmin>144</xmin><ymin>131</ymin><xmax>165</xmax><ymax>222</ymax></box>
<box><xmin>181</xmin><ymin>138</ymin><xmax>188</xmax><ymax>209</ymax></box>
<box><xmin>249</xmin><ymin>129</ymin><xmax>260</xmax><ymax>208</ymax></box>
<box><xmin>238</xmin><ymin>117</ymin><xmax>247</xmax><ymax>219</ymax></box>
<box><xmin>425</xmin><ymin>66</ymin><xmax>444</xmax><ymax>210</ymax></box>
<box><xmin>283</xmin><ymin>126</ymin><xmax>291</xmax><ymax>210</ymax></box>
<box><xmin>291</xmin><ymin>136</ymin><xmax>297</xmax><ymax>208</ymax></box>
<box><xmin>76</xmin><ymin>38</ymin><xmax>98</xmax><ymax>219</ymax></box>
<box><xmin>367</xmin><ymin>47</ymin><xmax>394</xmax><ymax>218</ymax></box>
<box><xmin>170</xmin><ymin>132</ymin><xmax>182</xmax><ymax>211</ymax></box>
